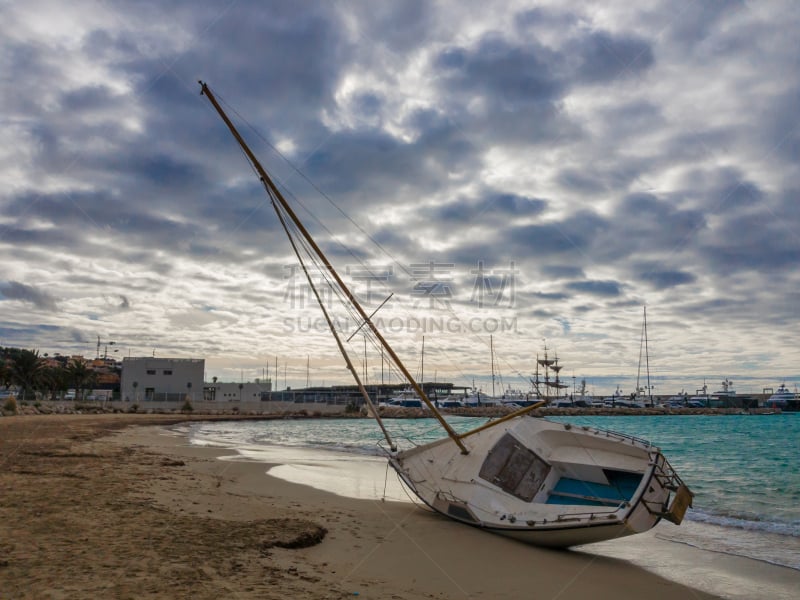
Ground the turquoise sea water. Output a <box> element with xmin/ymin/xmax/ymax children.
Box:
<box><xmin>187</xmin><ymin>413</ymin><xmax>800</xmax><ymax>570</ymax></box>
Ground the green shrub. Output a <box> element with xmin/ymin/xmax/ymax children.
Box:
<box><xmin>181</xmin><ymin>399</ymin><xmax>194</xmax><ymax>413</ymax></box>
<box><xmin>3</xmin><ymin>396</ymin><xmax>18</xmax><ymax>414</ymax></box>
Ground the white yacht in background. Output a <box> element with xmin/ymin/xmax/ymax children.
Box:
<box><xmin>462</xmin><ymin>388</ymin><xmax>501</xmax><ymax>407</ymax></box>
<box><xmin>687</xmin><ymin>383</ymin><xmax>714</xmax><ymax>407</ymax></box>
<box><xmin>713</xmin><ymin>379</ymin><xmax>736</xmax><ymax>403</ymax></box>
<box><xmin>603</xmin><ymin>385</ymin><xmax>628</xmax><ymax>407</ymax></box>
<box><xmin>765</xmin><ymin>383</ymin><xmax>796</xmax><ymax>407</ymax></box>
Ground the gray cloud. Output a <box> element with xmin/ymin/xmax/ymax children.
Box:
<box><xmin>637</xmin><ymin>269</ymin><xmax>697</xmax><ymax>290</ymax></box>
<box><xmin>0</xmin><ymin>281</ymin><xmax>58</xmax><ymax>311</ymax></box>
<box><xmin>0</xmin><ymin>0</ymin><xmax>797</xmax><ymax>391</ymax></box>
<box><xmin>565</xmin><ymin>280</ymin><xmax>622</xmax><ymax>297</ymax></box>
<box><xmin>569</xmin><ymin>31</ymin><xmax>654</xmax><ymax>84</ymax></box>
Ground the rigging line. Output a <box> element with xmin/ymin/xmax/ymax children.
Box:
<box><xmin>285</xmin><ymin>221</ymin><xmax>409</xmax><ymax>383</ymax></box>
<box><xmin>267</xmin><ymin>186</ymin><xmax>396</xmax><ymax>452</ymax></box>
<box><xmin>293</xmin><ymin>257</ymin><xmax>402</xmax><ymax>383</ymax></box>
<box><xmin>279</xmin><ymin>204</ymin><xmax>390</xmax><ymax>368</ymax></box>
<box><xmin>297</xmin><ymin>243</ymin><xmax>395</xmax><ymax>371</ymax></box>
<box><xmin>259</xmin><ymin>162</ymin><xmax>478</xmax><ymax>385</ymax></box>
<box><xmin>215</xmin><ymin>90</ymin><xmax>382</xmax><ymax>274</ymax></box>
<box><xmin>216</xmin><ymin>90</ymin><xmax>408</xmax><ymax>273</ymax></box>
<box><xmin>213</xmin><ymin>90</ymin><xmax>509</xmax><ymax>384</ymax></box>
<box><xmin>273</xmin><ymin>187</ymin><xmax>413</xmax><ymax>366</ymax></box>
<box><xmin>382</xmin><ymin>459</ymin><xmax>391</xmax><ymax>502</ymax></box>
<box><xmin>211</xmin><ymin>87</ymin><xmax>486</xmax><ymax>389</ymax></box>
<box><xmin>201</xmin><ymin>82</ymin><xmax>470</xmax><ymax>449</ymax></box>
<box><xmin>346</xmin><ymin>293</ymin><xmax>394</xmax><ymax>343</ymax></box>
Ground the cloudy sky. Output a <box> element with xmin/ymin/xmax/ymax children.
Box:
<box><xmin>1</xmin><ymin>0</ymin><xmax>798</xmax><ymax>395</ymax></box>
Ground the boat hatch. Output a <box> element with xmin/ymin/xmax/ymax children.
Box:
<box><xmin>546</xmin><ymin>470</ymin><xmax>641</xmax><ymax>507</ymax></box>
<box><xmin>478</xmin><ymin>433</ymin><xmax>551</xmax><ymax>502</ymax></box>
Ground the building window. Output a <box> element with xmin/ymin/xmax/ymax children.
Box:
<box><xmin>146</xmin><ymin>369</ymin><xmax>156</xmax><ymax>375</ymax></box>
<box><xmin>163</xmin><ymin>370</ymin><xmax>173</xmax><ymax>375</ymax></box>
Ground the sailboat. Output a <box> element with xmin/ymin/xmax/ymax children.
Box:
<box><xmin>530</xmin><ymin>344</ymin><xmax>570</xmax><ymax>404</ymax></box>
<box><xmin>199</xmin><ymin>82</ymin><xmax>693</xmax><ymax>547</ymax></box>
<box><xmin>463</xmin><ymin>335</ymin><xmax>503</xmax><ymax>407</ymax></box>
<box><xmin>632</xmin><ymin>306</ymin><xmax>653</xmax><ymax>408</ymax></box>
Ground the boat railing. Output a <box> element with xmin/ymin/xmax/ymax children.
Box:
<box><xmin>574</xmin><ymin>424</ymin><xmax>655</xmax><ymax>448</ymax></box>
<box><xmin>644</xmin><ymin>454</ymin><xmax>694</xmax><ymax>524</ymax></box>
<box><xmin>519</xmin><ymin>506</ymin><xmax>620</xmax><ymax>527</ymax></box>
<box><xmin>648</xmin><ymin>453</ymin><xmax>689</xmax><ymax>493</ymax></box>
<box><xmin>553</xmin><ymin>509</ymin><xmax>621</xmax><ymax>523</ymax></box>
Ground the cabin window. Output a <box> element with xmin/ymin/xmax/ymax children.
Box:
<box><xmin>163</xmin><ymin>370</ymin><xmax>173</xmax><ymax>375</ymax></box>
<box><xmin>146</xmin><ymin>369</ymin><xmax>156</xmax><ymax>375</ymax></box>
<box><xmin>479</xmin><ymin>433</ymin><xmax>551</xmax><ymax>502</ymax></box>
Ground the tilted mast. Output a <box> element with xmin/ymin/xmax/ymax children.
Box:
<box><xmin>199</xmin><ymin>81</ymin><xmax>547</xmax><ymax>451</ymax></box>
<box><xmin>199</xmin><ymin>81</ymin><xmax>468</xmax><ymax>453</ymax></box>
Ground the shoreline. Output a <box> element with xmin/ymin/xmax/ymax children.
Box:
<box><xmin>184</xmin><ymin>421</ymin><xmax>800</xmax><ymax>600</ymax></box>
<box><xmin>1</xmin><ymin>414</ymin><xmax>796</xmax><ymax>599</ymax></box>
<box><xmin>4</xmin><ymin>399</ymin><xmax>792</xmax><ymax>420</ymax></box>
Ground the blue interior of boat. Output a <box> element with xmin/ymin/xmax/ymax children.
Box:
<box><xmin>546</xmin><ymin>470</ymin><xmax>642</xmax><ymax>506</ymax></box>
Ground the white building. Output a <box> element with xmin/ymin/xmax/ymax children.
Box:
<box><xmin>203</xmin><ymin>380</ymin><xmax>272</xmax><ymax>402</ymax></box>
<box><xmin>121</xmin><ymin>357</ymin><xmax>205</xmax><ymax>402</ymax></box>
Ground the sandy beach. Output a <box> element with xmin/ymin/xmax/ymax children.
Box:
<box><xmin>1</xmin><ymin>414</ymin><xmax>797</xmax><ymax>599</ymax></box>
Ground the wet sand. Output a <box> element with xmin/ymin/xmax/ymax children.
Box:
<box><xmin>0</xmin><ymin>414</ymin><xmax>790</xmax><ymax>598</ymax></box>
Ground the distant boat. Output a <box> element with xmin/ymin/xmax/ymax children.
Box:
<box><xmin>379</xmin><ymin>388</ymin><xmax>425</xmax><ymax>409</ymax></box>
<box><xmin>714</xmin><ymin>378</ymin><xmax>736</xmax><ymax>398</ymax></box>
<box><xmin>662</xmin><ymin>391</ymin><xmax>689</xmax><ymax>408</ymax></box>
<box><xmin>530</xmin><ymin>344</ymin><xmax>569</xmax><ymax>404</ymax></box>
<box><xmin>632</xmin><ymin>306</ymin><xmax>653</xmax><ymax>407</ymax></box>
<box><xmin>200</xmin><ymin>80</ymin><xmax>694</xmax><ymax>548</ymax></box>
<box><xmin>603</xmin><ymin>385</ymin><xmax>640</xmax><ymax>408</ymax></box>
<box><xmin>765</xmin><ymin>383</ymin><xmax>796</xmax><ymax>408</ymax></box>
<box><xmin>462</xmin><ymin>388</ymin><xmax>500</xmax><ymax>407</ymax></box>
<box><xmin>499</xmin><ymin>386</ymin><xmax>532</xmax><ymax>403</ymax></box>
<box><xmin>687</xmin><ymin>382</ymin><xmax>714</xmax><ymax>407</ymax></box>
<box><xmin>562</xmin><ymin>378</ymin><xmax>594</xmax><ymax>408</ymax></box>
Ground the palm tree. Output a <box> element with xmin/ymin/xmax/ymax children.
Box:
<box><xmin>0</xmin><ymin>358</ymin><xmax>9</xmax><ymax>390</ymax></box>
<box><xmin>45</xmin><ymin>366</ymin><xmax>71</xmax><ymax>401</ymax></box>
<box><xmin>7</xmin><ymin>349</ymin><xmax>48</xmax><ymax>402</ymax></box>
<box><xmin>66</xmin><ymin>358</ymin><xmax>97</xmax><ymax>401</ymax></box>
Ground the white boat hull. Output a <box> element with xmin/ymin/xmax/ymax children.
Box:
<box><xmin>391</xmin><ymin>415</ymin><xmax>691</xmax><ymax>547</ymax></box>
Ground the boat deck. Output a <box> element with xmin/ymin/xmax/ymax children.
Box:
<box><xmin>546</xmin><ymin>470</ymin><xmax>641</xmax><ymax>507</ymax></box>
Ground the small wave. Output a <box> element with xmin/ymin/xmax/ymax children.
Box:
<box><xmin>302</xmin><ymin>440</ymin><xmax>385</xmax><ymax>456</ymax></box>
<box><xmin>656</xmin><ymin>532</ymin><xmax>800</xmax><ymax>572</ymax></box>
<box><xmin>688</xmin><ymin>509</ymin><xmax>800</xmax><ymax>537</ymax></box>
